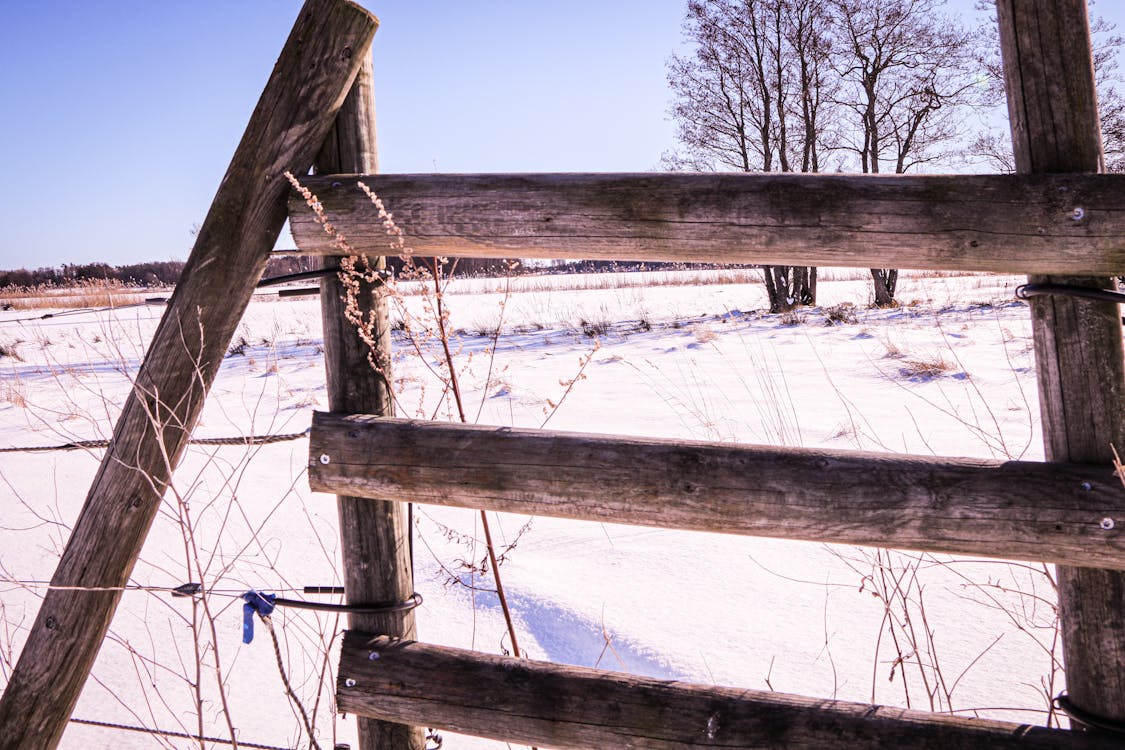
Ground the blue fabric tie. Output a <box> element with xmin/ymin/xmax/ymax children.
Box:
<box><xmin>241</xmin><ymin>591</ymin><xmax>276</xmax><ymax>644</ymax></box>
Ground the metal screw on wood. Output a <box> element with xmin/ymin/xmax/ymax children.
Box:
<box><xmin>1080</xmin><ymin>481</ymin><xmax>1093</xmax><ymax>491</ymax></box>
<box><xmin>1072</xmin><ymin>207</ymin><xmax>1086</xmax><ymax>220</ymax></box>
<box><xmin>1101</xmin><ymin>518</ymin><xmax>1115</xmax><ymax>531</ymax></box>
<box><xmin>705</xmin><ymin>712</ymin><xmax>721</xmax><ymax>739</ymax></box>
<box><xmin>320</xmin><ymin>454</ymin><xmax>331</xmax><ymax>465</ymax></box>
<box><xmin>345</xmin><ymin>678</ymin><xmax>357</xmax><ymax>688</ymax></box>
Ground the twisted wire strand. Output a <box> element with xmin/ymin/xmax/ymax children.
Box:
<box><xmin>0</xmin><ymin>578</ymin><xmax>307</xmax><ymax>596</ymax></box>
<box><xmin>0</xmin><ymin>428</ymin><xmax>309</xmax><ymax>453</ymax></box>
<box><xmin>264</xmin><ymin>616</ymin><xmax>322</xmax><ymax>750</ymax></box>
<box><xmin>69</xmin><ymin>716</ymin><xmax>294</xmax><ymax>749</ymax></box>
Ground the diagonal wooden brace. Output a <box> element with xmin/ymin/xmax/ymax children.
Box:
<box><xmin>0</xmin><ymin>3</ymin><xmax>377</xmax><ymax>748</ymax></box>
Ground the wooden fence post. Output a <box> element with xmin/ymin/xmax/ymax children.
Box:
<box><xmin>314</xmin><ymin>53</ymin><xmax>424</xmax><ymax>749</ymax></box>
<box><xmin>997</xmin><ymin>0</ymin><xmax>1125</xmax><ymax>732</ymax></box>
<box><xmin>0</xmin><ymin>3</ymin><xmax>377</xmax><ymax>748</ymax></box>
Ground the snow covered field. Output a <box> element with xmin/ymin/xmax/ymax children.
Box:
<box><xmin>0</xmin><ymin>268</ymin><xmax>1063</xmax><ymax>748</ymax></box>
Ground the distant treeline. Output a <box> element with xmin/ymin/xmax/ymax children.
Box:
<box><xmin>0</xmin><ymin>261</ymin><xmax>187</xmax><ymax>288</ymax></box>
<box><xmin>0</xmin><ymin>257</ymin><xmax>744</xmax><ymax>289</ymax></box>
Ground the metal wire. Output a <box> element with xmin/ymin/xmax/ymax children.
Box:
<box><xmin>0</xmin><ymin>439</ymin><xmax>114</xmax><ymax>454</ymax></box>
<box><xmin>262</xmin><ymin>616</ymin><xmax>322</xmax><ymax>750</ymax></box>
<box><xmin>6</xmin><ymin>576</ymin><xmax>420</xmax><ymax>620</ymax></box>
<box><xmin>2</xmin><ymin>580</ymin><xmax>188</xmax><ymax>594</ymax></box>
<box><xmin>272</xmin><ymin>591</ymin><xmax>423</xmax><ymax>615</ymax></box>
<box><xmin>1016</xmin><ymin>283</ymin><xmax>1125</xmax><ymax>305</ymax></box>
<box><xmin>1054</xmin><ymin>693</ymin><xmax>1125</xmax><ymax>737</ymax></box>
<box><xmin>256</xmin><ymin>269</ymin><xmax>339</xmax><ymax>287</ymax></box>
<box><xmin>256</xmin><ymin>267</ymin><xmax>390</xmax><ymax>289</ymax></box>
<box><xmin>69</xmin><ymin>717</ymin><xmax>294</xmax><ymax>749</ymax></box>
<box><xmin>1</xmin><ymin>298</ymin><xmax>166</xmax><ymax>324</ymax></box>
<box><xmin>278</xmin><ymin>286</ymin><xmax>321</xmax><ymax>297</ymax></box>
<box><xmin>0</xmin><ymin>428</ymin><xmax>309</xmax><ymax>454</ymax></box>
<box><xmin>0</xmin><ymin>579</ymin><xmax>310</xmax><ymax>597</ymax></box>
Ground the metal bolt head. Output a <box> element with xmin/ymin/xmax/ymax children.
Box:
<box><xmin>1081</xmin><ymin>481</ymin><xmax>1093</xmax><ymax>491</ymax></box>
<box><xmin>344</xmin><ymin>678</ymin><xmax>357</xmax><ymax>688</ymax></box>
<box><xmin>1101</xmin><ymin>517</ymin><xmax>1115</xmax><ymax>531</ymax></box>
<box><xmin>1072</xmin><ymin>207</ymin><xmax>1086</xmax><ymax>221</ymax></box>
<box><xmin>319</xmin><ymin>454</ymin><xmax>331</xmax><ymax>465</ymax></box>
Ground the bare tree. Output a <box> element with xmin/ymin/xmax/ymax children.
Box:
<box><xmin>831</xmin><ymin>0</ymin><xmax>983</xmax><ymax>306</ymax></box>
<box><xmin>668</xmin><ymin>0</ymin><xmax>982</xmax><ymax>310</ymax></box>
<box><xmin>666</xmin><ymin>0</ymin><xmax>837</xmax><ymax>313</ymax></box>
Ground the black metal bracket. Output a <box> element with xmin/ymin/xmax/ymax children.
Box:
<box><xmin>1054</xmin><ymin>693</ymin><xmax>1125</xmax><ymax>737</ymax></box>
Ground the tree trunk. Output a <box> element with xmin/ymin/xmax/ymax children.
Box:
<box><xmin>870</xmin><ymin>268</ymin><xmax>898</xmax><ymax>307</ymax></box>
<box><xmin>763</xmin><ymin>265</ymin><xmax>817</xmax><ymax>312</ymax></box>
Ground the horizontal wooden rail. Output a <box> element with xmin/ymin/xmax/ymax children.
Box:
<box><xmin>309</xmin><ymin>414</ymin><xmax>1125</xmax><ymax>569</ymax></box>
<box><xmin>338</xmin><ymin>632</ymin><xmax>1119</xmax><ymax>749</ymax></box>
<box><xmin>287</xmin><ymin>172</ymin><xmax>1125</xmax><ymax>274</ymax></box>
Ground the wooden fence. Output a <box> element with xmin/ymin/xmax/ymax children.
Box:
<box><xmin>1</xmin><ymin>1</ymin><xmax>1124</xmax><ymax>749</ymax></box>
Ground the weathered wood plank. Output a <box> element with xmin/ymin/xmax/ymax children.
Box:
<box><xmin>998</xmin><ymin>0</ymin><xmax>1125</xmax><ymax>732</ymax></box>
<box><xmin>337</xmin><ymin>631</ymin><xmax>1120</xmax><ymax>749</ymax></box>
<box><xmin>0</xmin><ymin>4</ymin><xmax>378</xmax><ymax>748</ymax></box>
<box><xmin>308</xmin><ymin>414</ymin><xmax>1125</xmax><ymax>570</ymax></box>
<box><xmin>286</xmin><ymin>172</ymin><xmax>1125</xmax><ymax>274</ymax></box>
<box><xmin>315</xmin><ymin>53</ymin><xmax>424</xmax><ymax>750</ymax></box>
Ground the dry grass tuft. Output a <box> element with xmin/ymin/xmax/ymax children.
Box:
<box><xmin>881</xmin><ymin>336</ymin><xmax>905</xmax><ymax>359</ymax></box>
<box><xmin>823</xmin><ymin>302</ymin><xmax>859</xmax><ymax>326</ymax></box>
<box><xmin>898</xmin><ymin>353</ymin><xmax>956</xmax><ymax>379</ymax></box>
<box><xmin>778</xmin><ymin>309</ymin><xmax>805</xmax><ymax>326</ymax></box>
<box><xmin>580</xmin><ymin>318</ymin><xmax>611</xmax><ymax>338</ymax></box>
<box><xmin>226</xmin><ymin>337</ymin><xmax>250</xmax><ymax>357</ymax></box>
<box><xmin>692</xmin><ymin>324</ymin><xmax>718</xmax><ymax>343</ymax></box>
<box><xmin>1</xmin><ymin>379</ymin><xmax>27</xmax><ymax>408</ymax></box>
<box><xmin>0</xmin><ymin>279</ymin><xmax>152</xmax><ymax>310</ymax></box>
<box><xmin>0</xmin><ymin>341</ymin><xmax>22</xmax><ymax>360</ymax></box>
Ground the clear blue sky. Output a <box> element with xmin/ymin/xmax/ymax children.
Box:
<box><xmin>1</xmin><ymin>1</ymin><xmax>1121</xmax><ymax>269</ymax></box>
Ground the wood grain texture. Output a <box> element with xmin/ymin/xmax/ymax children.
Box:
<box><xmin>315</xmin><ymin>53</ymin><xmax>424</xmax><ymax>750</ymax></box>
<box><xmin>998</xmin><ymin>0</ymin><xmax>1125</xmax><ymax>730</ymax></box>
<box><xmin>0</xmin><ymin>3</ymin><xmax>377</xmax><ymax>749</ymax></box>
<box><xmin>337</xmin><ymin>632</ymin><xmax>1121</xmax><ymax>750</ymax></box>
<box><xmin>286</xmin><ymin>172</ymin><xmax>1125</xmax><ymax>274</ymax></box>
<box><xmin>308</xmin><ymin>414</ymin><xmax>1125</xmax><ymax>570</ymax></box>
